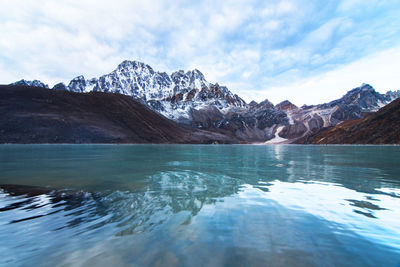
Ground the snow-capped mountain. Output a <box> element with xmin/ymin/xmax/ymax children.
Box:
<box><xmin>324</xmin><ymin>83</ymin><xmax>393</xmax><ymax>112</ymax></box>
<box><xmin>276</xmin><ymin>83</ymin><xmax>400</xmax><ymax>142</ymax></box>
<box><xmin>302</xmin><ymin>83</ymin><xmax>399</xmax><ymax>125</ymax></box>
<box><xmin>9</xmin><ymin>61</ymin><xmax>400</xmax><ymax>144</ymax></box>
<box><xmin>11</xmin><ymin>79</ymin><xmax>49</xmax><ymax>89</ymax></box>
<box><xmin>193</xmin><ymin>83</ymin><xmax>400</xmax><ymax>143</ymax></box>
<box><xmin>64</xmin><ymin>60</ymin><xmax>246</xmax><ymax>122</ymax></box>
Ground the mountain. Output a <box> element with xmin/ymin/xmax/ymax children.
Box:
<box><xmin>275</xmin><ymin>100</ymin><xmax>298</xmax><ymax>111</ymax></box>
<box><xmin>185</xmin><ymin>83</ymin><xmax>400</xmax><ymax>143</ymax></box>
<box><xmin>9</xmin><ymin>61</ymin><xmax>400</xmax><ymax>144</ymax></box>
<box><xmin>0</xmin><ymin>85</ymin><xmax>237</xmax><ymax>144</ymax></box>
<box><xmin>296</xmin><ymin>97</ymin><xmax>400</xmax><ymax>144</ymax></box>
<box><xmin>11</xmin><ymin>79</ymin><xmax>49</xmax><ymax>88</ymax></box>
<box><xmin>275</xmin><ymin>83</ymin><xmax>400</xmax><ymax>142</ymax></box>
<box><xmin>63</xmin><ymin>60</ymin><xmax>246</xmax><ymax>123</ymax></box>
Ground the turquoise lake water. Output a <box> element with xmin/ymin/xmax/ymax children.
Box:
<box><xmin>0</xmin><ymin>145</ymin><xmax>400</xmax><ymax>266</ymax></box>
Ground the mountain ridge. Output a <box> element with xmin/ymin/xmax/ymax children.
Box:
<box><xmin>296</xmin><ymin>97</ymin><xmax>400</xmax><ymax>144</ymax></box>
<box><xmin>9</xmin><ymin>60</ymin><xmax>400</xmax><ymax>143</ymax></box>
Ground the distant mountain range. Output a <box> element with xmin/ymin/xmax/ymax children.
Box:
<box><xmin>297</xmin><ymin>97</ymin><xmax>400</xmax><ymax>144</ymax></box>
<box><xmin>8</xmin><ymin>60</ymin><xmax>400</xmax><ymax>144</ymax></box>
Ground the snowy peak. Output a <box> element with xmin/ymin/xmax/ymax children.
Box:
<box><xmin>197</xmin><ymin>83</ymin><xmax>246</xmax><ymax>107</ymax></box>
<box><xmin>327</xmin><ymin>83</ymin><xmax>393</xmax><ymax>111</ymax></box>
<box><xmin>360</xmin><ymin>83</ymin><xmax>374</xmax><ymax>91</ymax></box>
<box><xmin>66</xmin><ymin>60</ymin><xmax>174</xmax><ymax>100</ymax></box>
<box><xmin>385</xmin><ymin>90</ymin><xmax>400</xmax><ymax>101</ymax></box>
<box><xmin>275</xmin><ymin>100</ymin><xmax>298</xmax><ymax>111</ymax></box>
<box><xmin>249</xmin><ymin>100</ymin><xmax>258</xmax><ymax>106</ymax></box>
<box><xmin>252</xmin><ymin>99</ymin><xmax>274</xmax><ymax>110</ymax></box>
<box><xmin>60</xmin><ymin>60</ymin><xmax>246</xmax><ymax>121</ymax></box>
<box><xmin>68</xmin><ymin>76</ymin><xmax>94</xmax><ymax>93</ymax></box>
<box><xmin>171</xmin><ymin>69</ymin><xmax>210</xmax><ymax>95</ymax></box>
<box><xmin>10</xmin><ymin>79</ymin><xmax>49</xmax><ymax>89</ymax></box>
<box><xmin>116</xmin><ymin>60</ymin><xmax>155</xmax><ymax>74</ymax></box>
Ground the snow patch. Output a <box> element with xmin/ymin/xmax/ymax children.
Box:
<box><xmin>265</xmin><ymin>126</ymin><xmax>287</xmax><ymax>144</ymax></box>
<box><xmin>286</xmin><ymin>112</ymin><xmax>294</xmax><ymax>124</ymax></box>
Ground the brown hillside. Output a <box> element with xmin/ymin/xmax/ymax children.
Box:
<box><xmin>0</xmin><ymin>85</ymin><xmax>235</xmax><ymax>144</ymax></box>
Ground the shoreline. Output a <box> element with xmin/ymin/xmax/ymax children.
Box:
<box><xmin>0</xmin><ymin>143</ymin><xmax>399</xmax><ymax>146</ymax></box>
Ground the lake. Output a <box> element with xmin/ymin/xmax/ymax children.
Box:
<box><xmin>0</xmin><ymin>145</ymin><xmax>400</xmax><ymax>266</ymax></box>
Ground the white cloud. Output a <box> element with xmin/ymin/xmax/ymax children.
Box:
<box><xmin>302</xmin><ymin>18</ymin><xmax>349</xmax><ymax>46</ymax></box>
<box><xmin>0</xmin><ymin>0</ymin><xmax>399</xmax><ymax>107</ymax></box>
<box><xmin>252</xmin><ymin>46</ymin><xmax>400</xmax><ymax>106</ymax></box>
<box><xmin>276</xmin><ymin>0</ymin><xmax>296</xmax><ymax>15</ymax></box>
<box><xmin>337</xmin><ymin>0</ymin><xmax>379</xmax><ymax>13</ymax></box>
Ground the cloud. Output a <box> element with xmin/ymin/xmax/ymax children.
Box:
<box><xmin>337</xmin><ymin>0</ymin><xmax>380</xmax><ymax>13</ymax></box>
<box><xmin>0</xmin><ymin>0</ymin><xmax>399</xmax><ymax>105</ymax></box>
<box><xmin>251</xmin><ymin>46</ymin><xmax>400</xmax><ymax>106</ymax></box>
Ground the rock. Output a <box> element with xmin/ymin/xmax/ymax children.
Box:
<box><xmin>52</xmin><ymin>83</ymin><xmax>68</xmax><ymax>91</ymax></box>
<box><xmin>275</xmin><ymin>100</ymin><xmax>298</xmax><ymax>111</ymax></box>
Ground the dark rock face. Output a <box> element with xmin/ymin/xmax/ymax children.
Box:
<box><xmin>255</xmin><ymin>109</ymin><xmax>288</xmax><ymax>129</ymax></box>
<box><xmin>186</xmin><ymin>96</ymin><xmax>289</xmax><ymax>142</ymax></box>
<box><xmin>280</xmin><ymin>123</ymin><xmax>307</xmax><ymax>139</ymax></box>
<box><xmin>0</xmin><ymin>85</ymin><xmax>237</xmax><ymax>144</ymax></box>
<box><xmin>275</xmin><ymin>100</ymin><xmax>297</xmax><ymax>111</ymax></box>
<box><xmin>296</xmin><ymin>97</ymin><xmax>400</xmax><ymax>144</ymax></box>
<box><xmin>249</xmin><ymin>100</ymin><xmax>258</xmax><ymax>107</ymax></box>
<box><xmin>214</xmin><ymin>108</ymin><xmax>288</xmax><ymax>142</ymax></box>
<box><xmin>190</xmin><ymin>107</ymin><xmax>225</xmax><ymax>128</ymax></box>
<box><xmin>252</xmin><ymin>99</ymin><xmax>275</xmax><ymax>110</ymax></box>
<box><xmin>52</xmin><ymin>83</ymin><xmax>68</xmax><ymax>91</ymax></box>
<box><xmin>307</xmin><ymin>115</ymin><xmax>324</xmax><ymax>133</ymax></box>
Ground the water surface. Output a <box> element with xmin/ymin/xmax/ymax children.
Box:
<box><xmin>0</xmin><ymin>145</ymin><xmax>400</xmax><ymax>266</ymax></box>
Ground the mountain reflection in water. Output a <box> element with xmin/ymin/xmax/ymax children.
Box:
<box><xmin>0</xmin><ymin>145</ymin><xmax>400</xmax><ymax>266</ymax></box>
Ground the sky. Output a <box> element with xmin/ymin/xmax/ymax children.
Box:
<box><xmin>0</xmin><ymin>0</ymin><xmax>399</xmax><ymax>105</ymax></box>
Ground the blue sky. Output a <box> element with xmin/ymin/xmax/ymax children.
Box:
<box><xmin>0</xmin><ymin>0</ymin><xmax>399</xmax><ymax>105</ymax></box>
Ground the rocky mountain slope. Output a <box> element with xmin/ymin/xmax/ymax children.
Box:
<box><xmin>52</xmin><ymin>60</ymin><xmax>246</xmax><ymax>123</ymax></box>
<box><xmin>0</xmin><ymin>85</ymin><xmax>236</xmax><ymax>144</ymax></box>
<box><xmin>296</xmin><ymin>97</ymin><xmax>400</xmax><ymax>144</ymax></box>
<box><xmin>10</xmin><ymin>60</ymin><xmax>400</xmax><ymax>143</ymax></box>
<box><xmin>182</xmin><ymin>83</ymin><xmax>399</xmax><ymax>143</ymax></box>
<box><xmin>275</xmin><ymin>84</ymin><xmax>400</xmax><ymax>142</ymax></box>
